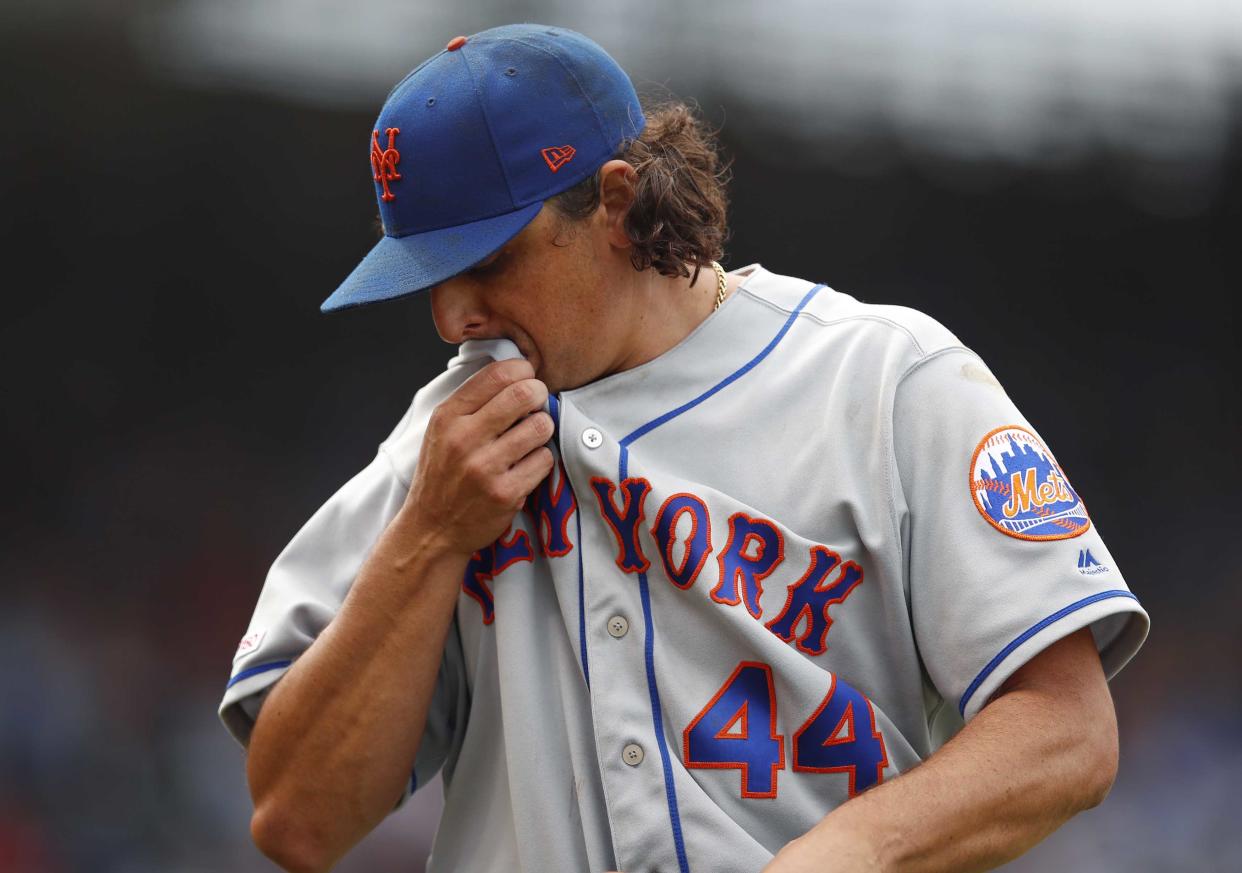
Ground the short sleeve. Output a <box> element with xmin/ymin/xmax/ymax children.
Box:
<box><xmin>893</xmin><ymin>348</ymin><xmax>1149</xmax><ymax>723</ymax></box>
<box><xmin>217</xmin><ymin>356</ymin><xmax>492</xmax><ymax>799</ymax></box>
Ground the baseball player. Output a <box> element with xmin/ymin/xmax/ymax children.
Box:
<box><xmin>220</xmin><ymin>24</ymin><xmax>1149</xmax><ymax>873</ymax></box>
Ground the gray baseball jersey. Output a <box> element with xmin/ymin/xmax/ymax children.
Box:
<box><xmin>220</xmin><ymin>263</ymin><xmax>1149</xmax><ymax>873</ymax></box>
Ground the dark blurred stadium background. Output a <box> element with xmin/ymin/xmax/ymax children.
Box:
<box><xmin>2</xmin><ymin>1</ymin><xmax>1238</xmax><ymax>870</ymax></box>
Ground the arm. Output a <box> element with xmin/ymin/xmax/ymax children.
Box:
<box><xmin>765</xmin><ymin>627</ymin><xmax>1119</xmax><ymax>873</ymax></box>
<box><xmin>246</xmin><ymin>358</ymin><xmax>555</xmax><ymax>873</ymax></box>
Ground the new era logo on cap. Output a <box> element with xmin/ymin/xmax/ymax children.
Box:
<box><xmin>541</xmin><ymin>145</ymin><xmax>577</xmax><ymax>172</ymax></box>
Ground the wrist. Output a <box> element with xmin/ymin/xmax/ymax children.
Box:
<box><xmin>769</xmin><ymin>810</ymin><xmax>890</xmax><ymax>873</ymax></box>
<box><xmin>389</xmin><ymin>502</ymin><xmax>474</xmax><ymax>565</ymax></box>
<box><xmin>346</xmin><ymin>508</ymin><xmax>473</xmax><ymax>618</ymax></box>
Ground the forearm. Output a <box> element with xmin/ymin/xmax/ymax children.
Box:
<box><xmin>244</xmin><ymin>357</ymin><xmax>553</xmax><ymax>872</ymax></box>
<box><xmin>812</xmin><ymin>692</ymin><xmax>1108</xmax><ymax>870</ymax></box>
<box><xmin>247</xmin><ymin>508</ymin><xmax>468</xmax><ymax>872</ymax></box>
<box><xmin>769</xmin><ymin>630</ymin><xmax>1118</xmax><ymax>872</ymax></box>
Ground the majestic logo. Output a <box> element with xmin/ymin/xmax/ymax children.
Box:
<box><xmin>1077</xmin><ymin>548</ymin><xmax>1110</xmax><ymax>576</ymax></box>
<box><xmin>541</xmin><ymin>145</ymin><xmax>576</xmax><ymax>172</ymax></box>
<box><xmin>969</xmin><ymin>425</ymin><xmax>1090</xmax><ymax>541</ymax></box>
<box><xmin>371</xmin><ymin>128</ymin><xmax>402</xmax><ymax>201</ymax></box>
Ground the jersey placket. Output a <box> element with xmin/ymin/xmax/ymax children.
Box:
<box><xmin>554</xmin><ymin>394</ymin><xmax>689</xmax><ymax>873</ymax></box>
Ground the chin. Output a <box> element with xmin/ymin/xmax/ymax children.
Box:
<box><xmin>540</xmin><ymin>370</ymin><xmax>571</xmax><ymax>395</ymax></box>
<box><xmin>535</xmin><ymin>356</ymin><xmax>590</xmax><ymax>394</ymax></box>
<box><xmin>540</xmin><ymin>373</ymin><xmax>562</xmax><ymax>394</ymax></box>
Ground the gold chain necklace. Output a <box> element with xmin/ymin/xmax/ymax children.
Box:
<box><xmin>712</xmin><ymin>260</ymin><xmax>728</xmax><ymax>311</ymax></box>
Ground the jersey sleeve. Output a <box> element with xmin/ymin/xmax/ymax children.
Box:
<box><xmin>892</xmin><ymin>347</ymin><xmax>1149</xmax><ymax>724</ymax></box>
<box><xmin>217</xmin><ymin>361</ymin><xmax>486</xmax><ymax>800</ymax></box>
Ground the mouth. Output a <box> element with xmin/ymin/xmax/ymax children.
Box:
<box><xmin>508</xmin><ymin>336</ymin><xmax>539</xmax><ymax>372</ymax></box>
<box><xmin>526</xmin><ymin>348</ymin><xmax>543</xmax><ymax>376</ymax></box>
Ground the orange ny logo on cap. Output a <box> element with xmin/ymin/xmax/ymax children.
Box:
<box><xmin>371</xmin><ymin>128</ymin><xmax>402</xmax><ymax>201</ymax></box>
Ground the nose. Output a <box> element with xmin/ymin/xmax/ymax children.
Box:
<box><xmin>428</xmin><ymin>278</ymin><xmax>490</xmax><ymax>344</ymax></box>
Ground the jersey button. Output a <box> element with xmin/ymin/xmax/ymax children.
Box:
<box><xmin>607</xmin><ymin>615</ymin><xmax>629</xmax><ymax>638</ymax></box>
<box><xmin>581</xmin><ymin>427</ymin><xmax>603</xmax><ymax>449</ymax></box>
<box><xmin>622</xmin><ymin>743</ymin><xmax>644</xmax><ymax>766</ymax></box>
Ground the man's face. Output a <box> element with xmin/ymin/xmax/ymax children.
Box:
<box><xmin>428</xmin><ymin>203</ymin><xmax>619</xmax><ymax>394</ymax></box>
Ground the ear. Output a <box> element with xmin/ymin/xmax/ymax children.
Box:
<box><xmin>597</xmin><ymin>159</ymin><xmax>638</xmax><ymax>250</ymax></box>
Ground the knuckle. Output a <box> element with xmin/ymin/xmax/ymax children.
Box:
<box><xmin>505</xmin><ymin>357</ymin><xmax>535</xmax><ymax>380</ymax></box>
<box><xmin>457</xmin><ymin>458</ymin><xmax>479</xmax><ymax>484</ymax></box>
<box><xmin>483</xmin><ymin>362</ymin><xmax>513</xmax><ymax>392</ymax></box>
<box><xmin>492</xmin><ymin>358</ymin><xmax>533</xmax><ymax>386</ymax></box>
<box><xmin>443</xmin><ymin>428</ymin><xmax>469</xmax><ymax>460</ymax></box>
<box><xmin>428</xmin><ymin>403</ymin><xmax>450</xmax><ymax>429</ymax></box>
<box><xmin>525</xmin><ymin>446</ymin><xmax>554</xmax><ymax>475</ymax></box>
<box><xmin>529</xmin><ymin>412</ymin><xmax>554</xmax><ymax>440</ymax></box>
<box><xmin>529</xmin><ymin>379</ymin><xmax>549</xmax><ymax>406</ymax></box>
<box><xmin>430</xmin><ymin>403</ymin><xmax>467</xmax><ymax>439</ymax></box>
<box><xmin>508</xmin><ymin>380</ymin><xmax>535</xmax><ymax>407</ymax></box>
<box><xmin>461</xmin><ymin>451</ymin><xmax>489</xmax><ymax>479</ymax></box>
<box><xmin>485</xmin><ymin>478</ymin><xmax>511</xmax><ymax>504</ymax></box>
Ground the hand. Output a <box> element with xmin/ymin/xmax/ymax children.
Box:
<box><xmin>399</xmin><ymin>357</ymin><xmax>555</xmax><ymax>557</ymax></box>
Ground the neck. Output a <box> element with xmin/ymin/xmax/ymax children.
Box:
<box><xmin>609</xmin><ymin>261</ymin><xmax>736</xmax><ymax>375</ymax></box>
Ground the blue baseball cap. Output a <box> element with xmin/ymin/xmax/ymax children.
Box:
<box><xmin>321</xmin><ymin>24</ymin><xmax>646</xmax><ymax>313</ymax></box>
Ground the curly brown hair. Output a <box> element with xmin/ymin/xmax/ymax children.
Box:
<box><xmin>547</xmin><ymin>99</ymin><xmax>732</xmax><ymax>286</ymax></box>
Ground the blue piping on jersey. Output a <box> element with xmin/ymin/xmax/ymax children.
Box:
<box><xmin>576</xmin><ymin>496</ymin><xmax>589</xmax><ymax>688</ymax></box>
<box><xmin>225</xmin><ymin>659</ymin><xmax>292</xmax><ymax>689</ymax></box>
<box><xmin>958</xmin><ymin>590</ymin><xmax>1138</xmax><ymax>716</ymax></box>
<box><xmin>550</xmin><ymin>393</ymin><xmax>590</xmax><ymax>686</ymax></box>
<box><xmin>638</xmin><ymin>564</ymin><xmax>690</xmax><ymax>873</ymax></box>
<box><xmin>547</xmin><ymin>393</ymin><xmax>560</xmax><ymax>437</ymax></box>
<box><xmin>614</xmin><ymin>286</ymin><xmax>825</xmax><ymax>873</ymax></box>
<box><xmin>620</xmin><ymin>284</ymin><xmax>827</xmax><ymax>450</ymax></box>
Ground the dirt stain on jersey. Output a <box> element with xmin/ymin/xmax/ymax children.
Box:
<box><xmin>961</xmin><ymin>361</ymin><xmax>1001</xmax><ymax>389</ymax></box>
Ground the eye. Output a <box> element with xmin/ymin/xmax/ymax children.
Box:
<box><xmin>466</xmin><ymin>250</ymin><xmax>506</xmax><ymax>276</ymax></box>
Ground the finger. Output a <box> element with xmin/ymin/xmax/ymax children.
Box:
<box><xmin>488</xmin><ymin>410</ymin><xmax>555</xmax><ymax>470</ymax></box>
<box><xmin>472</xmin><ymin>377</ymin><xmax>548</xmax><ymax>438</ymax></box>
<box><xmin>504</xmin><ymin>445</ymin><xmax>555</xmax><ymax>503</ymax></box>
<box><xmin>441</xmin><ymin>358</ymin><xmax>535</xmax><ymax>416</ymax></box>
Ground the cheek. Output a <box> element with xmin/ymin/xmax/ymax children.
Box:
<box><xmin>519</xmin><ymin>323</ymin><xmax>566</xmax><ymax>384</ymax></box>
<box><xmin>507</xmin><ymin>273</ymin><xmax>598</xmax><ymax>377</ymax></box>
<box><xmin>548</xmin><ymin>326</ymin><xmax>599</xmax><ymax>386</ymax></box>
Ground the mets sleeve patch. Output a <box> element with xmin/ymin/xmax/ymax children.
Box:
<box><xmin>968</xmin><ymin>425</ymin><xmax>1091</xmax><ymax>541</ymax></box>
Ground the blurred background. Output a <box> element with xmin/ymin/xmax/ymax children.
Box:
<box><xmin>2</xmin><ymin>0</ymin><xmax>1239</xmax><ymax>870</ymax></box>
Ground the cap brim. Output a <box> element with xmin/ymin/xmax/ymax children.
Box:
<box><xmin>320</xmin><ymin>201</ymin><xmax>544</xmax><ymax>313</ymax></box>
